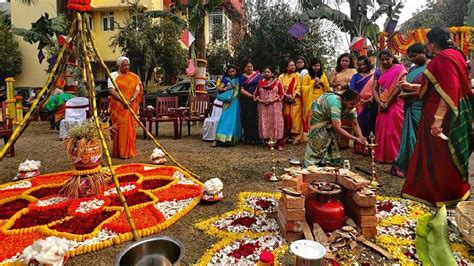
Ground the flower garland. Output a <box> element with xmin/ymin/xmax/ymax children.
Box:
<box><xmin>0</xmin><ymin>164</ymin><xmax>203</xmax><ymax>263</ymax></box>
<box><xmin>195</xmin><ymin>192</ymin><xmax>288</xmax><ymax>265</ymax></box>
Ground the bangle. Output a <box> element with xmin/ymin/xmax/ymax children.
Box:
<box><xmin>434</xmin><ymin>115</ymin><xmax>444</xmax><ymax>120</ymax></box>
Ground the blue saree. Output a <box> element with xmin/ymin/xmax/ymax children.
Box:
<box><xmin>216</xmin><ymin>77</ymin><xmax>242</xmax><ymax>145</ymax></box>
<box><xmin>391</xmin><ymin>65</ymin><xmax>425</xmax><ymax>177</ymax></box>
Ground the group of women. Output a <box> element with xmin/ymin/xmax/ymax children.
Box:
<box><xmin>108</xmin><ymin>27</ymin><xmax>471</xmax><ymax>207</ymax></box>
<box><xmin>211</xmin><ymin>55</ymin><xmax>358</xmax><ymax>150</ymax></box>
<box><xmin>319</xmin><ymin>27</ymin><xmax>471</xmax><ymax>207</ymax></box>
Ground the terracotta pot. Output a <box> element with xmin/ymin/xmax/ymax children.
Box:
<box><xmin>71</xmin><ymin>140</ymin><xmax>103</xmax><ymax>170</ymax></box>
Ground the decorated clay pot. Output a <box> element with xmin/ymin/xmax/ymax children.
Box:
<box><xmin>71</xmin><ymin>140</ymin><xmax>103</xmax><ymax>170</ymax></box>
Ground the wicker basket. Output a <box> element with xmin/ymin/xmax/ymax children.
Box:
<box><xmin>455</xmin><ymin>201</ymin><xmax>474</xmax><ymax>246</ymax></box>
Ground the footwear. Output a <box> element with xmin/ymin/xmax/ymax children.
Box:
<box><xmin>292</xmin><ymin>140</ymin><xmax>299</xmax><ymax>145</ymax></box>
<box><xmin>211</xmin><ymin>141</ymin><xmax>217</xmax><ymax>147</ymax></box>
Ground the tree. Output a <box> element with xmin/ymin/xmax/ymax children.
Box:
<box><xmin>297</xmin><ymin>0</ymin><xmax>404</xmax><ymax>49</ymax></box>
<box><xmin>400</xmin><ymin>0</ymin><xmax>470</xmax><ymax>32</ymax></box>
<box><xmin>232</xmin><ymin>1</ymin><xmax>340</xmax><ymax>74</ymax></box>
<box><xmin>0</xmin><ymin>12</ymin><xmax>22</xmax><ymax>87</ymax></box>
<box><xmin>111</xmin><ymin>3</ymin><xmax>187</xmax><ymax>87</ymax></box>
<box><xmin>172</xmin><ymin>0</ymin><xmax>224</xmax><ymax>92</ymax></box>
<box><xmin>206</xmin><ymin>42</ymin><xmax>233</xmax><ymax>76</ymax></box>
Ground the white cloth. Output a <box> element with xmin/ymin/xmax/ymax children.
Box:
<box><xmin>299</xmin><ymin>69</ymin><xmax>309</xmax><ymax>79</ymax></box>
<box><xmin>107</xmin><ymin>71</ymin><xmax>119</xmax><ymax>89</ymax></box>
<box><xmin>59</xmin><ymin>97</ymin><xmax>89</xmax><ymax>139</ymax></box>
<box><xmin>202</xmin><ymin>99</ymin><xmax>223</xmax><ymax>141</ymax></box>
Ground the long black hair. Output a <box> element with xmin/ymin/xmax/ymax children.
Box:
<box><xmin>336</xmin><ymin>53</ymin><xmax>355</xmax><ymax>72</ymax></box>
<box><xmin>356</xmin><ymin>55</ymin><xmax>373</xmax><ymax>73</ymax></box>
<box><xmin>240</xmin><ymin>60</ymin><xmax>254</xmax><ymax>73</ymax></box>
<box><xmin>427</xmin><ymin>27</ymin><xmax>467</xmax><ymax>59</ymax></box>
<box><xmin>296</xmin><ymin>56</ymin><xmax>308</xmax><ymax>72</ymax></box>
<box><xmin>341</xmin><ymin>89</ymin><xmax>359</xmax><ymax>101</ymax></box>
<box><xmin>308</xmin><ymin>58</ymin><xmax>324</xmax><ymax>79</ymax></box>
<box><xmin>378</xmin><ymin>49</ymin><xmax>400</xmax><ymax>65</ymax></box>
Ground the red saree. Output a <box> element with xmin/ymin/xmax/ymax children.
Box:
<box><xmin>110</xmin><ymin>72</ymin><xmax>143</xmax><ymax>159</ymax></box>
<box><xmin>402</xmin><ymin>48</ymin><xmax>472</xmax><ymax>206</ymax></box>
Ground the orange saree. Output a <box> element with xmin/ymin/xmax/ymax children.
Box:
<box><xmin>110</xmin><ymin>72</ymin><xmax>143</xmax><ymax>159</ymax></box>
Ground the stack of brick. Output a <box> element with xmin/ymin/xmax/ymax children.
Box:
<box><xmin>301</xmin><ymin>167</ymin><xmax>337</xmax><ymax>197</ymax></box>
<box><xmin>338</xmin><ymin>172</ymin><xmax>377</xmax><ymax>238</ymax></box>
<box><xmin>278</xmin><ymin>173</ymin><xmax>305</xmax><ymax>242</ymax></box>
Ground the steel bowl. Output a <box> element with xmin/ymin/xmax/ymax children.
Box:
<box><xmin>115</xmin><ymin>236</ymin><xmax>184</xmax><ymax>266</ymax></box>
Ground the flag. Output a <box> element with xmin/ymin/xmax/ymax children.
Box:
<box><xmin>385</xmin><ymin>19</ymin><xmax>398</xmax><ymax>35</ymax></box>
<box><xmin>180</xmin><ymin>30</ymin><xmax>195</xmax><ymax>48</ymax></box>
<box><xmin>37</xmin><ymin>49</ymin><xmax>45</xmax><ymax>64</ymax></box>
<box><xmin>288</xmin><ymin>21</ymin><xmax>309</xmax><ymax>41</ymax></box>
<box><xmin>350</xmin><ymin>37</ymin><xmax>365</xmax><ymax>52</ymax></box>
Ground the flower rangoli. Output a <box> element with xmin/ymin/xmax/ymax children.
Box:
<box><xmin>0</xmin><ymin>164</ymin><xmax>202</xmax><ymax>263</ymax></box>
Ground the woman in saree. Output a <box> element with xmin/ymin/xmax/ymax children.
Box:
<box><xmin>331</xmin><ymin>53</ymin><xmax>357</xmax><ymax>92</ymax></box>
<box><xmin>373</xmin><ymin>49</ymin><xmax>407</xmax><ymax>163</ymax></box>
<box><xmin>350</xmin><ymin>56</ymin><xmax>376</xmax><ymax>155</ymax></box>
<box><xmin>239</xmin><ymin>61</ymin><xmax>262</xmax><ymax>144</ymax></box>
<box><xmin>302</xmin><ymin>58</ymin><xmax>330</xmax><ymax>132</ymax></box>
<box><xmin>214</xmin><ymin>64</ymin><xmax>242</xmax><ymax>146</ymax></box>
<box><xmin>279</xmin><ymin>60</ymin><xmax>304</xmax><ymax>144</ymax></box>
<box><xmin>254</xmin><ymin>66</ymin><xmax>285</xmax><ymax>150</ymax></box>
<box><xmin>108</xmin><ymin>56</ymin><xmax>143</xmax><ymax>159</ymax></box>
<box><xmin>296</xmin><ymin>56</ymin><xmax>309</xmax><ymax>79</ymax></box>
<box><xmin>303</xmin><ymin>90</ymin><xmax>366</xmax><ymax>167</ymax></box>
<box><xmin>390</xmin><ymin>43</ymin><xmax>429</xmax><ymax>177</ymax></box>
<box><xmin>402</xmin><ymin>27</ymin><xmax>472</xmax><ymax>206</ymax></box>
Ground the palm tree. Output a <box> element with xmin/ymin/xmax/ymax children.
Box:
<box><xmin>298</xmin><ymin>0</ymin><xmax>404</xmax><ymax>49</ymax></box>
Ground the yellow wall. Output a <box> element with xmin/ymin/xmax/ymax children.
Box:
<box><xmin>10</xmin><ymin>0</ymin><xmax>57</xmax><ymax>88</ymax></box>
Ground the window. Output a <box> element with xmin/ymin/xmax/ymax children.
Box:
<box><xmin>102</xmin><ymin>12</ymin><xmax>114</xmax><ymax>32</ymax></box>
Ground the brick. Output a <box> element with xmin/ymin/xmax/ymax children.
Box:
<box><xmin>282</xmin><ymin>194</ymin><xmax>305</xmax><ymax>209</ymax></box>
<box><xmin>345</xmin><ymin>193</ymin><xmax>376</xmax><ymax>216</ymax></box>
<box><xmin>278</xmin><ymin>199</ymin><xmax>305</xmax><ymax>221</ymax></box>
<box><xmin>303</xmin><ymin>172</ymin><xmax>336</xmax><ymax>184</ymax></box>
<box><xmin>336</xmin><ymin>173</ymin><xmax>370</xmax><ymax>191</ymax></box>
<box><xmin>346</xmin><ymin>190</ymin><xmax>376</xmax><ymax>207</ymax></box>
<box><xmin>277</xmin><ymin>210</ymin><xmax>303</xmax><ymax>233</ymax></box>
<box><xmin>360</xmin><ymin>227</ymin><xmax>377</xmax><ymax>239</ymax></box>
<box><xmin>300</xmin><ymin>182</ymin><xmax>310</xmax><ymax>197</ymax></box>
<box><xmin>281</xmin><ymin>174</ymin><xmax>303</xmax><ymax>191</ymax></box>
<box><xmin>347</xmin><ymin>211</ymin><xmax>377</xmax><ymax>228</ymax></box>
<box><xmin>281</xmin><ymin>230</ymin><xmax>304</xmax><ymax>242</ymax></box>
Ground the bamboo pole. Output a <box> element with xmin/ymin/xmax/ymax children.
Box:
<box><xmin>83</xmin><ymin>16</ymin><xmax>201</xmax><ymax>180</ymax></box>
<box><xmin>0</xmin><ymin>17</ymin><xmax>77</xmax><ymax>160</ymax></box>
<box><xmin>77</xmin><ymin>13</ymin><xmax>140</xmax><ymax>241</ymax></box>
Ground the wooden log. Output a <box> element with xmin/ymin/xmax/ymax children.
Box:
<box><xmin>358</xmin><ymin>236</ymin><xmax>394</xmax><ymax>260</ymax></box>
<box><xmin>312</xmin><ymin>223</ymin><xmax>329</xmax><ymax>246</ymax></box>
<box><xmin>302</xmin><ymin>221</ymin><xmax>314</xmax><ymax>241</ymax></box>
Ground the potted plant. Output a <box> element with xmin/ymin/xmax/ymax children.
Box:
<box><xmin>62</xmin><ymin>119</ymin><xmax>110</xmax><ymax>198</ymax></box>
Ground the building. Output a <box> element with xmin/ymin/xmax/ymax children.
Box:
<box><xmin>208</xmin><ymin>0</ymin><xmax>245</xmax><ymax>47</ymax></box>
<box><xmin>10</xmin><ymin>0</ymin><xmax>164</xmax><ymax>87</ymax></box>
<box><xmin>10</xmin><ymin>0</ymin><xmax>244</xmax><ymax>88</ymax></box>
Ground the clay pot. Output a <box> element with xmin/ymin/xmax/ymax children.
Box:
<box><xmin>71</xmin><ymin>140</ymin><xmax>103</xmax><ymax>170</ymax></box>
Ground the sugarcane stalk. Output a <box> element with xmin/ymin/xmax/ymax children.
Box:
<box><xmin>83</xmin><ymin>16</ymin><xmax>201</xmax><ymax>180</ymax></box>
<box><xmin>0</xmin><ymin>17</ymin><xmax>78</xmax><ymax>160</ymax></box>
<box><xmin>77</xmin><ymin>13</ymin><xmax>139</xmax><ymax>240</ymax></box>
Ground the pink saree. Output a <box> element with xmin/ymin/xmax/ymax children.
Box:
<box><xmin>374</xmin><ymin>64</ymin><xmax>407</xmax><ymax>163</ymax></box>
